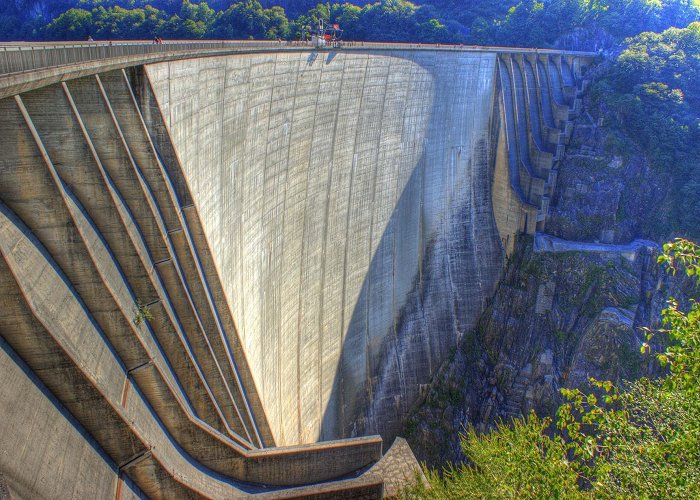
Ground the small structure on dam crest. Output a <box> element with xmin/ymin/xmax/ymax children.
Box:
<box><xmin>0</xmin><ymin>41</ymin><xmax>589</xmax><ymax>498</ymax></box>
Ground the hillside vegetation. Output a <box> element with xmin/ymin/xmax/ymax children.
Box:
<box><xmin>2</xmin><ymin>0</ymin><xmax>700</xmax><ymax>48</ymax></box>
<box><xmin>591</xmin><ymin>22</ymin><xmax>700</xmax><ymax>238</ymax></box>
<box><xmin>406</xmin><ymin>239</ymin><xmax>700</xmax><ymax>499</ymax></box>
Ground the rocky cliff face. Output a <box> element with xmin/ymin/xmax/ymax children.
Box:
<box><xmin>546</xmin><ymin>111</ymin><xmax>667</xmax><ymax>245</ymax></box>
<box><xmin>405</xmin><ymin>239</ymin><xmax>667</xmax><ymax>465</ymax></box>
<box><xmin>404</xmin><ymin>90</ymin><xmax>692</xmax><ymax>467</ymax></box>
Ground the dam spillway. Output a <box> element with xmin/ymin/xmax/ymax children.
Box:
<box><xmin>0</xmin><ymin>42</ymin><xmax>589</xmax><ymax>498</ymax></box>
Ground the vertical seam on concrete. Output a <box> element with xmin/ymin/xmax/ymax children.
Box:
<box><xmin>473</xmin><ymin>57</ymin><xmax>484</xmax><ymax>292</ymax></box>
<box><xmin>316</xmin><ymin>51</ymin><xmax>347</xmax><ymax>437</ymax></box>
<box><xmin>443</xmin><ymin>58</ymin><xmax>458</xmax><ymax>344</ymax></box>
<box><xmin>364</xmin><ymin>55</ymin><xmax>393</xmax><ymax>404</ymax></box>
<box><xmin>468</xmin><ymin>57</ymin><xmax>480</xmax><ymax>295</ymax></box>
<box><xmin>407</xmin><ymin>82</ymin><xmax>428</xmax><ymax>389</ymax></box>
<box><xmin>294</xmin><ymin>52</ymin><xmax>325</xmax><ymax>441</ymax></box>
<box><xmin>449</xmin><ymin>56</ymin><xmax>465</xmax><ymax>359</ymax></box>
<box><xmin>235</xmin><ymin>59</ymin><xmax>250</xmax><ymax>414</ymax></box>
<box><xmin>219</xmin><ymin>61</ymin><xmax>227</xmax><ymax>232</ymax></box>
<box><xmin>259</xmin><ymin>54</ymin><xmax>277</xmax><ymax>438</ymax></box>
<box><xmin>390</xmin><ymin>56</ymin><xmax>416</xmax><ymax>353</ymax></box>
<box><xmin>339</xmin><ymin>53</ymin><xmax>370</xmax><ymax>434</ymax></box>
<box><xmin>272</xmin><ymin>53</ymin><xmax>301</xmax><ymax>444</ymax></box>
<box><xmin>273</xmin><ymin>54</ymin><xmax>301</xmax><ymax>445</ymax></box>
<box><xmin>167</xmin><ymin>62</ymin><xmax>172</xmax><ymax>129</ymax></box>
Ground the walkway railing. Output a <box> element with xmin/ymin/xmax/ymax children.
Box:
<box><xmin>0</xmin><ymin>40</ymin><xmax>266</xmax><ymax>75</ymax></box>
<box><xmin>0</xmin><ymin>40</ymin><xmax>596</xmax><ymax>77</ymax></box>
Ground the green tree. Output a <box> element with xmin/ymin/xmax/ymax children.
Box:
<box><xmin>415</xmin><ymin>414</ymin><xmax>585</xmax><ymax>499</ymax></box>
<box><xmin>92</xmin><ymin>6</ymin><xmax>148</xmax><ymax>39</ymax></box>
<box><xmin>352</xmin><ymin>0</ymin><xmax>420</xmax><ymax>42</ymax></box>
<box><xmin>210</xmin><ymin>0</ymin><xmax>288</xmax><ymax>40</ymax></box>
<box><xmin>44</xmin><ymin>8</ymin><xmax>94</xmax><ymax>40</ymax></box>
<box><xmin>331</xmin><ymin>2</ymin><xmax>362</xmax><ymax>34</ymax></box>
<box><xmin>160</xmin><ymin>1</ymin><xmax>215</xmax><ymax>39</ymax></box>
<box><xmin>407</xmin><ymin>239</ymin><xmax>700</xmax><ymax>498</ymax></box>
<box><xmin>495</xmin><ymin>1</ymin><xmax>550</xmax><ymax>47</ymax></box>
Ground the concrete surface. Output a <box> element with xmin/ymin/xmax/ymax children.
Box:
<box><xmin>145</xmin><ymin>49</ymin><xmax>584</xmax><ymax>446</ymax></box>
<box><xmin>146</xmin><ymin>50</ymin><xmax>507</xmax><ymax>445</ymax></box>
<box><xmin>0</xmin><ymin>45</ymin><xmax>587</xmax><ymax>497</ymax></box>
<box><xmin>534</xmin><ymin>232</ymin><xmax>659</xmax><ymax>262</ymax></box>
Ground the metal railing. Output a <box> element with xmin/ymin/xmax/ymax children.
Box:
<box><xmin>0</xmin><ymin>40</ymin><xmax>272</xmax><ymax>75</ymax></box>
<box><xmin>0</xmin><ymin>40</ymin><xmax>596</xmax><ymax>78</ymax></box>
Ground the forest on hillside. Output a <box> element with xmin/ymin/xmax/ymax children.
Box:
<box><xmin>1</xmin><ymin>0</ymin><xmax>700</xmax><ymax>51</ymax></box>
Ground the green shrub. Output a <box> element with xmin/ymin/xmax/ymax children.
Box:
<box><xmin>405</xmin><ymin>239</ymin><xmax>700</xmax><ymax>499</ymax></box>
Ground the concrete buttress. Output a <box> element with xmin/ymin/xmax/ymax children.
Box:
<box><xmin>0</xmin><ymin>43</ymin><xmax>589</xmax><ymax>498</ymax></box>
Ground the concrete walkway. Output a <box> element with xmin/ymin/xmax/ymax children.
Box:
<box><xmin>534</xmin><ymin>232</ymin><xmax>659</xmax><ymax>261</ymax></box>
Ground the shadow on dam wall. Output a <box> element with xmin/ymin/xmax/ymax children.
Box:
<box><xmin>319</xmin><ymin>137</ymin><xmax>505</xmax><ymax>442</ymax></box>
<box><xmin>303</xmin><ymin>52</ymin><xmax>505</xmax><ymax>442</ymax></box>
<box><xmin>145</xmin><ymin>49</ymin><xmax>508</xmax><ymax>446</ymax></box>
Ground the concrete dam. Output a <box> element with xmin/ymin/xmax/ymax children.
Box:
<box><xmin>0</xmin><ymin>41</ymin><xmax>589</xmax><ymax>498</ymax></box>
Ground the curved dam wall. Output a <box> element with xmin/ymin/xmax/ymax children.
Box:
<box><xmin>145</xmin><ymin>50</ymin><xmax>506</xmax><ymax>445</ymax></box>
<box><xmin>0</xmin><ymin>43</ymin><xmax>588</xmax><ymax>497</ymax></box>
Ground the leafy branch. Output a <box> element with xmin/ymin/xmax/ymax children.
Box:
<box><xmin>133</xmin><ymin>300</ymin><xmax>154</xmax><ymax>326</ymax></box>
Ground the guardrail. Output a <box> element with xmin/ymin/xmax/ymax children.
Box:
<box><xmin>0</xmin><ymin>40</ymin><xmax>597</xmax><ymax>77</ymax></box>
<box><xmin>0</xmin><ymin>41</ymin><xmax>267</xmax><ymax>75</ymax></box>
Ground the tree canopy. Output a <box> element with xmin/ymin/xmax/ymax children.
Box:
<box><xmin>592</xmin><ymin>23</ymin><xmax>700</xmax><ymax>237</ymax></box>
<box><xmin>4</xmin><ymin>0</ymin><xmax>700</xmax><ymax>46</ymax></box>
